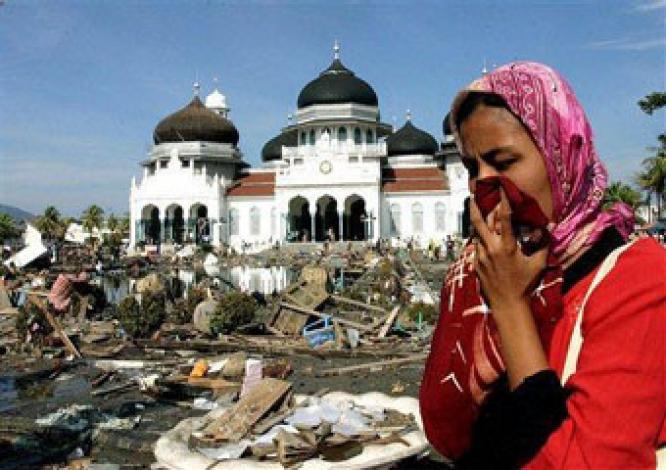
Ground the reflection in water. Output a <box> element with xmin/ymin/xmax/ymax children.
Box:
<box><xmin>99</xmin><ymin>265</ymin><xmax>297</xmax><ymax>303</ymax></box>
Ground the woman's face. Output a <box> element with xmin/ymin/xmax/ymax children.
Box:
<box><xmin>459</xmin><ymin>104</ymin><xmax>554</xmax><ymax>221</ymax></box>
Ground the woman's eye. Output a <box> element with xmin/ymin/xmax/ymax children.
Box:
<box><xmin>495</xmin><ymin>159</ymin><xmax>517</xmax><ymax>171</ymax></box>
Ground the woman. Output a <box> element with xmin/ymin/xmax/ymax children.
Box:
<box><xmin>420</xmin><ymin>62</ymin><xmax>665</xmax><ymax>469</ymax></box>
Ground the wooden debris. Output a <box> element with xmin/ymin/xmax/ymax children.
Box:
<box><xmin>330</xmin><ymin>294</ymin><xmax>388</xmax><ymax>315</ymax></box>
<box><xmin>279</xmin><ymin>302</ymin><xmax>373</xmax><ymax>333</ymax></box>
<box><xmin>202</xmin><ymin>378</ymin><xmax>291</xmax><ymax>443</ymax></box>
<box><xmin>377</xmin><ymin>306</ymin><xmax>401</xmax><ymax>339</ymax></box>
<box><xmin>314</xmin><ymin>353</ymin><xmax>427</xmax><ymax>378</ymax></box>
<box><xmin>27</xmin><ymin>295</ymin><xmax>82</xmax><ymax>359</ymax></box>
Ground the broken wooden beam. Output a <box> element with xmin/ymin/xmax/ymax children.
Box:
<box><xmin>377</xmin><ymin>306</ymin><xmax>401</xmax><ymax>339</ymax></box>
<box><xmin>330</xmin><ymin>294</ymin><xmax>389</xmax><ymax>315</ymax></box>
<box><xmin>314</xmin><ymin>354</ymin><xmax>428</xmax><ymax>377</ymax></box>
<box><xmin>27</xmin><ymin>295</ymin><xmax>82</xmax><ymax>359</ymax></box>
<box><xmin>279</xmin><ymin>302</ymin><xmax>373</xmax><ymax>332</ymax></box>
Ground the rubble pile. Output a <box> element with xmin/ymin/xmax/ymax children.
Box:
<box><xmin>0</xmin><ymin>236</ymin><xmax>455</xmax><ymax>468</ymax></box>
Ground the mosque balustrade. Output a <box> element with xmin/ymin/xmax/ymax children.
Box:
<box><xmin>281</xmin><ymin>142</ymin><xmax>386</xmax><ymax>160</ymax></box>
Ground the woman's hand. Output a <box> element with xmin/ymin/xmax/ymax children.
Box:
<box><xmin>470</xmin><ymin>187</ymin><xmax>548</xmax><ymax>313</ymax></box>
<box><xmin>470</xmin><ymin>187</ymin><xmax>550</xmax><ymax>389</ymax></box>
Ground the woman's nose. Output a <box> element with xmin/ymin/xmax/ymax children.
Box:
<box><xmin>477</xmin><ymin>161</ymin><xmax>499</xmax><ymax>180</ymax></box>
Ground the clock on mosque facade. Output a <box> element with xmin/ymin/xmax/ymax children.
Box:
<box><xmin>319</xmin><ymin>160</ymin><xmax>332</xmax><ymax>174</ymax></box>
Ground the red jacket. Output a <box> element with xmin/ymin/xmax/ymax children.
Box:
<box><xmin>421</xmin><ymin>238</ymin><xmax>665</xmax><ymax>468</ymax></box>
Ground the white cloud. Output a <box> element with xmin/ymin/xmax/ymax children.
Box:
<box><xmin>636</xmin><ymin>0</ymin><xmax>666</xmax><ymax>11</ymax></box>
<box><xmin>586</xmin><ymin>37</ymin><xmax>666</xmax><ymax>51</ymax></box>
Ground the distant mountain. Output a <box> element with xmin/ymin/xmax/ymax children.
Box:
<box><xmin>0</xmin><ymin>204</ymin><xmax>35</xmax><ymax>222</ymax></box>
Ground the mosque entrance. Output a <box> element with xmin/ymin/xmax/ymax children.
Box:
<box><xmin>315</xmin><ymin>195</ymin><xmax>339</xmax><ymax>242</ymax></box>
<box><xmin>166</xmin><ymin>204</ymin><xmax>185</xmax><ymax>244</ymax></box>
<box><xmin>344</xmin><ymin>195</ymin><xmax>367</xmax><ymax>241</ymax></box>
<box><xmin>190</xmin><ymin>203</ymin><xmax>210</xmax><ymax>244</ymax></box>
<box><xmin>287</xmin><ymin>196</ymin><xmax>312</xmax><ymax>242</ymax></box>
<box><xmin>142</xmin><ymin>205</ymin><xmax>161</xmax><ymax>244</ymax></box>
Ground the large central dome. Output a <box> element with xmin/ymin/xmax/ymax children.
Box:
<box><xmin>153</xmin><ymin>95</ymin><xmax>239</xmax><ymax>146</ymax></box>
<box><xmin>297</xmin><ymin>47</ymin><xmax>378</xmax><ymax>109</ymax></box>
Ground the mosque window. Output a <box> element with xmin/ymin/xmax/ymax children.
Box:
<box><xmin>229</xmin><ymin>208</ymin><xmax>239</xmax><ymax>236</ymax></box>
<box><xmin>181</xmin><ymin>159</ymin><xmax>190</xmax><ymax>168</ymax></box>
<box><xmin>366</xmin><ymin>129</ymin><xmax>375</xmax><ymax>144</ymax></box>
<box><xmin>412</xmin><ymin>202</ymin><xmax>423</xmax><ymax>233</ymax></box>
<box><xmin>435</xmin><ymin>203</ymin><xmax>446</xmax><ymax>231</ymax></box>
<box><xmin>250</xmin><ymin>207</ymin><xmax>260</xmax><ymax>235</ymax></box>
<box><xmin>338</xmin><ymin>127</ymin><xmax>347</xmax><ymax>142</ymax></box>
<box><xmin>309</xmin><ymin>129</ymin><xmax>316</xmax><ymax>145</ymax></box>
<box><xmin>354</xmin><ymin>127</ymin><xmax>362</xmax><ymax>144</ymax></box>
<box><xmin>148</xmin><ymin>162</ymin><xmax>156</xmax><ymax>175</ymax></box>
<box><xmin>390</xmin><ymin>204</ymin><xmax>401</xmax><ymax>236</ymax></box>
<box><xmin>300</xmin><ymin>132</ymin><xmax>306</xmax><ymax>145</ymax></box>
<box><xmin>160</xmin><ymin>160</ymin><xmax>168</xmax><ymax>169</ymax></box>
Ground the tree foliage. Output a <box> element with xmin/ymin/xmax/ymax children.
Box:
<box><xmin>34</xmin><ymin>206</ymin><xmax>66</xmax><ymax>241</ymax></box>
<box><xmin>0</xmin><ymin>213</ymin><xmax>19</xmax><ymax>242</ymax></box>
<box><xmin>81</xmin><ymin>204</ymin><xmax>104</xmax><ymax>233</ymax></box>
<box><xmin>638</xmin><ymin>92</ymin><xmax>666</xmax><ymax>115</ymax></box>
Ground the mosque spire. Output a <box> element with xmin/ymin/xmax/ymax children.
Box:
<box><xmin>193</xmin><ymin>70</ymin><xmax>200</xmax><ymax>96</ymax></box>
<box><xmin>212</xmin><ymin>76</ymin><xmax>219</xmax><ymax>91</ymax></box>
<box><xmin>406</xmin><ymin>109</ymin><xmax>412</xmax><ymax>121</ymax></box>
<box><xmin>333</xmin><ymin>39</ymin><xmax>340</xmax><ymax>60</ymax></box>
<box><xmin>481</xmin><ymin>58</ymin><xmax>488</xmax><ymax>76</ymax></box>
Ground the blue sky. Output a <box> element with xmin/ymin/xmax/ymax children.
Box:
<box><xmin>1</xmin><ymin>0</ymin><xmax>664</xmax><ymax>217</ymax></box>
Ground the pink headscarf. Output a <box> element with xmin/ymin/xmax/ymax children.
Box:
<box><xmin>450</xmin><ymin>61</ymin><xmax>634</xmax><ymax>266</ymax></box>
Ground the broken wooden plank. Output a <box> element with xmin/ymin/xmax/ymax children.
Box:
<box><xmin>202</xmin><ymin>378</ymin><xmax>291</xmax><ymax>443</ymax></box>
<box><xmin>377</xmin><ymin>306</ymin><xmax>401</xmax><ymax>339</ymax></box>
<box><xmin>163</xmin><ymin>375</ymin><xmax>240</xmax><ymax>393</ymax></box>
<box><xmin>27</xmin><ymin>295</ymin><xmax>82</xmax><ymax>359</ymax></box>
<box><xmin>279</xmin><ymin>302</ymin><xmax>373</xmax><ymax>333</ymax></box>
<box><xmin>330</xmin><ymin>294</ymin><xmax>388</xmax><ymax>315</ymax></box>
<box><xmin>314</xmin><ymin>354</ymin><xmax>428</xmax><ymax>377</ymax></box>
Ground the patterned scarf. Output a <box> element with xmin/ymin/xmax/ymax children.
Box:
<box><xmin>449</xmin><ymin>61</ymin><xmax>633</xmax><ymax>267</ymax></box>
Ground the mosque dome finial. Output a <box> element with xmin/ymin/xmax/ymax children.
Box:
<box><xmin>193</xmin><ymin>80</ymin><xmax>201</xmax><ymax>96</ymax></box>
<box><xmin>333</xmin><ymin>39</ymin><xmax>340</xmax><ymax>60</ymax></box>
<box><xmin>406</xmin><ymin>109</ymin><xmax>412</xmax><ymax>121</ymax></box>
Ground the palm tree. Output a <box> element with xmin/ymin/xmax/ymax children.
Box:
<box><xmin>636</xmin><ymin>155</ymin><xmax>666</xmax><ymax>221</ymax></box>
<box><xmin>118</xmin><ymin>215</ymin><xmax>131</xmax><ymax>237</ymax></box>
<box><xmin>0</xmin><ymin>213</ymin><xmax>19</xmax><ymax>242</ymax></box>
<box><xmin>34</xmin><ymin>206</ymin><xmax>66</xmax><ymax>241</ymax></box>
<box><xmin>107</xmin><ymin>213</ymin><xmax>119</xmax><ymax>233</ymax></box>
<box><xmin>603</xmin><ymin>181</ymin><xmax>642</xmax><ymax>217</ymax></box>
<box><xmin>81</xmin><ymin>205</ymin><xmax>105</xmax><ymax>245</ymax></box>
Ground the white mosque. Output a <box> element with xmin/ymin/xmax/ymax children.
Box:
<box><xmin>129</xmin><ymin>43</ymin><xmax>469</xmax><ymax>252</ymax></box>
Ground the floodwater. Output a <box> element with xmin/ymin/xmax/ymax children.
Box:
<box><xmin>99</xmin><ymin>265</ymin><xmax>298</xmax><ymax>304</ymax></box>
<box><xmin>0</xmin><ymin>373</ymin><xmax>90</xmax><ymax>413</ymax></box>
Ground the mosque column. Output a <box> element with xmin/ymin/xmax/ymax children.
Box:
<box><xmin>309</xmin><ymin>208</ymin><xmax>316</xmax><ymax>242</ymax></box>
<box><xmin>338</xmin><ymin>209</ymin><xmax>344</xmax><ymax>242</ymax></box>
<box><xmin>160</xmin><ymin>216</ymin><xmax>166</xmax><ymax>242</ymax></box>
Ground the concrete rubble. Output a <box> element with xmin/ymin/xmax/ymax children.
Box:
<box><xmin>0</xmin><ymin>236</ymin><xmax>454</xmax><ymax>468</ymax></box>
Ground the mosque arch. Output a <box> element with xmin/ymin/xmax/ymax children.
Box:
<box><xmin>390</xmin><ymin>203</ymin><xmax>401</xmax><ymax>236</ymax></box>
<box><xmin>250</xmin><ymin>206</ymin><xmax>261</xmax><ymax>236</ymax></box>
<box><xmin>344</xmin><ymin>194</ymin><xmax>367</xmax><ymax>241</ymax></box>
<box><xmin>141</xmin><ymin>204</ymin><xmax>161</xmax><ymax>244</ymax></box>
<box><xmin>412</xmin><ymin>202</ymin><xmax>423</xmax><ymax>233</ymax></box>
<box><xmin>165</xmin><ymin>203</ymin><xmax>185</xmax><ymax>243</ymax></box>
<box><xmin>435</xmin><ymin>202</ymin><xmax>446</xmax><ymax>231</ymax></box>
<box><xmin>353</xmin><ymin>127</ymin><xmax>362</xmax><ymax>145</ymax></box>
<box><xmin>288</xmin><ymin>196</ymin><xmax>311</xmax><ymax>242</ymax></box>
<box><xmin>315</xmin><ymin>195</ymin><xmax>339</xmax><ymax>242</ymax></box>
<box><xmin>189</xmin><ymin>203</ymin><xmax>209</xmax><ymax>244</ymax></box>
<box><xmin>366</xmin><ymin>128</ymin><xmax>375</xmax><ymax>144</ymax></box>
<box><xmin>309</xmin><ymin>129</ymin><xmax>316</xmax><ymax>145</ymax></box>
<box><xmin>229</xmin><ymin>207</ymin><xmax>239</xmax><ymax>236</ymax></box>
<box><xmin>337</xmin><ymin>126</ymin><xmax>347</xmax><ymax>143</ymax></box>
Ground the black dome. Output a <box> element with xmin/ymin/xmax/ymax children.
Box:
<box><xmin>153</xmin><ymin>96</ymin><xmax>240</xmax><ymax>146</ymax></box>
<box><xmin>443</xmin><ymin>112</ymin><xmax>452</xmax><ymax>136</ymax></box>
<box><xmin>261</xmin><ymin>129</ymin><xmax>298</xmax><ymax>162</ymax></box>
<box><xmin>386</xmin><ymin>120</ymin><xmax>438</xmax><ymax>156</ymax></box>
<box><xmin>297</xmin><ymin>59</ymin><xmax>378</xmax><ymax>109</ymax></box>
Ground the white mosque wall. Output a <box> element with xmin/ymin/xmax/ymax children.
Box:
<box><xmin>226</xmin><ymin>196</ymin><xmax>277</xmax><ymax>252</ymax></box>
<box><xmin>381</xmin><ymin>192</ymin><xmax>462</xmax><ymax>247</ymax></box>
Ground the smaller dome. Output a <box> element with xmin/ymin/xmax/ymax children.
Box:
<box><xmin>153</xmin><ymin>96</ymin><xmax>239</xmax><ymax>146</ymax></box>
<box><xmin>443</xmin><ymin>112</ymin><xmax>452</xmax><ymax>136</ymax></box>
<box><xmin>297</xmin><ymin>59</ymin><xmax>378</xmax><ymax>109</ymax></box>
<box><xmin>261</xmin><ymin>129</ymin><xmax>298</xmax><ymax>162</ymax></box>
<box><xmin>205</xmin><ymin>88</ymin><xmax>227</xmax><ymax>110</ymax></box>
<box><xmin>386</xmin><ymin>120</ymin><xmax>438</xmax><ymax>156</ymax></box>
